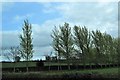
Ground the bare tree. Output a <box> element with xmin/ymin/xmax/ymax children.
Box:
<box><xmin>1</xmin><ymin>46</ymin><xmax>21</xmax><ymax>72</ymax></box>
<box><xmin>2</xmin><ymin>46</ymin><xmax>20</xmax><ymax>62</ymax></box>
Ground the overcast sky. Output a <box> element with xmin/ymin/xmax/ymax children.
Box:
<box><xmin>0</xmin><ymin>1</ymin><xmax>118</xmax><ymax>61</ymax></box>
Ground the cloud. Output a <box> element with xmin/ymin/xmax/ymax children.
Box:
<box><xmin>1</xmin><ymin>31</ymin><xmax>20</xmax><ymax>48</ymax></box>
<box><xmin>31</xmin><ymin>18</ymin><xmax>65</xmax><ymax>47</ymax></box>
<box><xmin>13</xmin><ymin>14</ymin><xmax>33</xmax><ymax>22</ymax></box>
<box><xmin>41</xmin><ymin>2</ymin><xmax>118</xmax><ymax>37</ymax></box>
<box><xmin>32</xmin><ymin>46</ymin><xmax>53</xmax><ymax>60</ymax></box>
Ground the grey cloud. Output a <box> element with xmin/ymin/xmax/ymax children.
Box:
<box><xmin>2</xmin><ymin>31</ymin><xmax>20</xmax><ymax>48</ymax></box>
<box><xmin>33</xmin><ymin>31</ymin><xmax>52</xmax><ymax>47</ymax></box>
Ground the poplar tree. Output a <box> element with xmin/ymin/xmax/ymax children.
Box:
<box><xmin>51</xmin><ymin>23</ymin><xmax>74</xmax><ymax>70</ymax></box>
<box><xmin>73</xmin><ymin>26</ymin><xmax>91</xmax><ymax>68</ymax></box>
<box><xmin>51</xmin><ymin>26</ymin><xmax>61</xmax><ymax>70</ymax></box>
<box><xmin>91</xmin><ymin>30</ymin><xmax>105</xmax><ymax>64</ymax></box>
<box><xmin>59</xmin><ymin>23</ymin><xmax>74</xmax><ymax>70</ymax></box>
<box><xmin>19</xmin><ymin>20</ymin><xmax>34</xmax><ymax>72</ymax></box>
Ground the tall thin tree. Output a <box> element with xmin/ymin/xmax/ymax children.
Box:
<box><xmin>59</xmin><ymin>23</ymin><xmax>74</xmax><ymax>70</ymax></box>
<box><xmin>73</xmin><ymin>26</ymin><xmax>91</xmax><ymax>68</ymax></box>
<box><xmin>91</xmin><ymin>30</ymin><xmax>105</xmax><ymax>65</ymax></box>
<box><xmin>19</xmin><ymin>20</ymin><xmax>34</xmax><ymax>72</ymax></box>
<box><xmin>51</xmin><ymin>26</ymin><xmax>62</xmax><ymax>70</ymax></box>
<box><xmin>51</xmin><ymin>23</ymin><xmax>74</xmax><ymax>70</ymax></box>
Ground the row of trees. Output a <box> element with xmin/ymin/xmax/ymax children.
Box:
<box><xmin>51</xmin><ymin>23</ymin><xmax>119</xmax><ymax>70</ymax></box>
<box><xmin>2</xmin><ymin>20</ymin><xmax>119</xmax><ymax>71</ymax></box>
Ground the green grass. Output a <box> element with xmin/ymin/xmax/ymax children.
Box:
<box><xmin>3</xmin><ymin>68</ymin><xmax>119</xmax><ymax>78</ymax></box>
<box><xmin>2</xmin><ymin>62</ymin><xmax>37</xmax><ymax>68</ymax></box>
<box><xmin>2</xmin><ymin>60</ymin><xmax>116</xmax><ymax>68</ymax></box>
<box><xmin>2</xmin><ymin>61</ymin><xmax>95</xmax><ymax>68</ymax></box>
<box><xmin>38</xmin><ymin>67</ymin><xmax>119</xmax><ymax>76</ymax></box>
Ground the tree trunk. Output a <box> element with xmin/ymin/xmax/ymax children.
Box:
<box><xmin>89</xmin><ymin>63</ymin><xmax>92</xmax><ymax>69</ymax></box>
<box><xmin>48</xmin><ymin>61</ymin><xmax>50</xmax><ymax>71</ymax></box>
<box><xmin>27</xmin><ymin>67</ymin><xmax>28</xmax><ymax>72</ymax></box>
<box><xmin>14</xmin><ymin>62</ymin><xmax>15</xmax><ymax>72</ymax></box>
<box><xmin>68</xmin><ymin>64</ymin><xmax>70</xmax><ymax>70</ymax></box>
<box><xmin>26</xmin><ymin>61</ymin><xmax>29</xmax><ymax>72</ymax></box>
<box><xmin>58</xmin><ymin>59</ymin><xmax>61</xmax><ymax>70</ymax></box>
<box><xmin>68</xmin><ymin>60</ymin><xmax>71</xmax><ymax>70</ymax></box>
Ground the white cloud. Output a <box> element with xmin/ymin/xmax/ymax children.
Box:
<box><xmin>32</xmin><ymin>46</ymin><xmax>53</xmax><ymax>60</ymax></box>
<box><xmin>41</xmin><ymin>2</ymin><xmax>118</xmax><ymax>37</ymax></box>
<box><xmin>13</xmin><ymin>14</ymin><xmax>33</xmax><ymax>22</ymax></box>
<box><xmin>31</xmin><ymin>18</ymin><xmax>65</xmax><ymax>47</ymax></box>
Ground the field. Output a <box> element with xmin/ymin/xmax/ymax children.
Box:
<box><xmin>2</xmin><ymin>61</ymin><xmax>120</xmax><ymax>80</ymax></box>
<box><xmin>2</xmin><ymin>67</ymin><xmax>119</xmax><ymax>79</ymax></box>
<box><xmin>2</xmin><ymin>60</ymin><xmax>116</xmax><ymax>68</ymax></box>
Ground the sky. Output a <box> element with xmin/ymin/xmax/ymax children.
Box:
<box><xmin>0</xmin><ymin>1</ymin><xmax>118</xmax><ymax>61</ymax></box>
